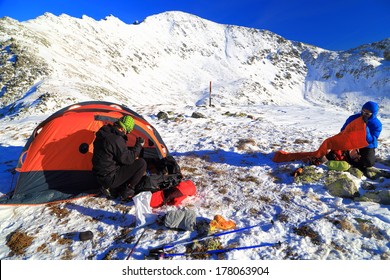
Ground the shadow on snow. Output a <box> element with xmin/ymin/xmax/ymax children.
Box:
<box><xmin>0</xmin><ymin>145</ymin><xmax>23</xmax><ymax>194</ymax></box>
<box><xmin>171</xmin><ymin>149</ymin><xmax>276</xmax><ymax>168</ymax></box>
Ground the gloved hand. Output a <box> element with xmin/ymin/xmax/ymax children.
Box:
<box><xmin>136</xmin><ymin>137</ymin><xmax>145</xmax><ymax>147</ymax></box>
<box><xmin>133</xmin><ymin>137</ymin><xmax>144</xmax><ymax>157</ymax></box>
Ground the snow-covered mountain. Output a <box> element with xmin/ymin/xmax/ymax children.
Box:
<box><xmin>0</xmin><ymin>11</ymin><xmax>389</xmax><ymax>119</ymax></box>
<box><xmin>0</xmin><ymin>11</ymin><xmax>390</xmax><ymax>264</ymax></box>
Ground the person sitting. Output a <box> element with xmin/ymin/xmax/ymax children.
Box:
<box><xmin>327</xmin><ymin>101</ymin><xmax>382</xmax><ymax>173</ymax></box>
<box><xmin>92</xmin><ymin>115</ymin><xmax>146</xmax><ymax>200</ymax></box>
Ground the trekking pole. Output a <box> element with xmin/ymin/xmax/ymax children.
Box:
<box><xmin>126</xmin><ymin>227</ymin><xmax>147</xmax><ymax>260</ymax></box>
<box><xmin>147</xmin><ymin>221</ymin><xmax>273</xmax><ymax>259</ymax></box>
<box><xmin>163</xmin><ymin>241</ymin><xmax>282</xmax><ymax>258</ymax></box>
<box><xmin>165</xmin><ymin>221</ymin><xmax>265</xmax><ymax>250</ymax></box>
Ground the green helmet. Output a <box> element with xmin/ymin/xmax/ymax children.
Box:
<box><xmin>118</xmin><ymin>115</ymin><xmax>135</xmax><ymax>133</ymax></box>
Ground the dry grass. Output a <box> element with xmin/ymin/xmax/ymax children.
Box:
<box><xmin>237</xmin><ymin>175</ymin><xmax>261</xmax><ymax>184</ymax></box>
<box><xmin>357</xmin><ymin>221</ymin><xmax>384</xmax><ymax>240</ymax></box>
<box><xmin>294</xmin><ymin>139</ymin><xmax>311</xmax><ymax>144</ymax></box>
<box><xmin>276</xmin><ymin>213</ymin><xmax>289</xmax><ymax>223</ymax></box>
<box><xmin>185</xmin><ymin>238</ymin><xmax>224</xmax><ymax>260</ymax></box>
<box><xmin>6</xmin><ymin>230</ymin><xmax>34</xmax><ymax>256</ymax></box>
<box><xmin>48</xmin><ymin>203</ymin><xmax>71</xmax><ymax>219</ymax></box>
<box><xmin>181</xmin><ymin>166</ymin><xmax>199</xmax><ymax>174</ymax></box>
<box><xmin>282</xmin><ymin>246</ymin><xmax>299</xmax><ymax>260</ymax></box>
<box><xmin>258</xmin><ymin>195</ymin><xmax>272</xmax><ymax>204</ymax></box>
<box><xmin>36</xmin><ymin>243</ymin><xmax>48</xmax><ymax>254</ymax></box>
<box><xmin>60</xmin><ymin>248</ymin><xmax>74</xmax><ymax>260</ymax></box>
<box><xmin>236</xmin><ymin>138</ymin><xmax>257</xmax><ymax>151</ymax></box>
<box><xmin>293</xmin><ymin>225</ymin><xmax>321</xmax><ymax>245</ymax></box>
<box><xmin>328</xmin><ymin>217</ymin><xmax>358</xmax><ymax>233</ymax></box>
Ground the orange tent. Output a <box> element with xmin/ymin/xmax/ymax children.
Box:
<box><xmin>272</xmin><ymin>117</ymin><xmax>368</xmax><ymax>163</ymax></box>
<box><xmin>1</xmin><ymin>101</ymin><xmax>172</xmax><ymax>205</ymax></box>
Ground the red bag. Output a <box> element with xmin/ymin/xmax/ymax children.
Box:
<box><xmin>150</xmin><ymin>180</ymin><xmax>196</xmax><ymax>208</ymax></box>
<box><xmin>150</xmin><ymin>190</ymin><xmax>165</xmax><ymax>208</ymax></box>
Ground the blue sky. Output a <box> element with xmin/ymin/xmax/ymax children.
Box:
<box><xmin>0</xmin><ymin>0</ymin><xmax>389</xmax><ymax>51</ymax></box>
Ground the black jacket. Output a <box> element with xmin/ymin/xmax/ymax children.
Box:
<box><xmin>92</xmin><ymin>124</ymin><xmax>141</xmax><ymax>185</ymax></box>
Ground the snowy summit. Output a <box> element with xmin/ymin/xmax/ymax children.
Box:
<box><xmin>0</xmin><ymin>11</ymin><xmax>389</xmax><ymax>262</ymax></box>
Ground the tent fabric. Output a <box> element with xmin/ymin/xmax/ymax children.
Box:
<box><xmin>0</xmin><ymin>101</ymin><xmax>172</xmax><ymax>205</ymax></box>
<box><xmin>272</xmin><ymin>117</ymin><xmax>368</xmax><ymax>163</ymax></box>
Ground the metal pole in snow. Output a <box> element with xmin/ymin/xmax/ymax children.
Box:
<box><xmin>209</xmin><ymin>81</ymin><xmax>212</xmax><ymax>107</ymax></box>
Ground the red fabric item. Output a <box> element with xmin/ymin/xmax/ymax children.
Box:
<box><xmin>272</xmin><ymin>117</ymin><xmax>368</xmax><ymax>163</ymax></box>
<box><xmin>333</xmin><ymin>150</ymin><xmax>344</xmax><ymax>161</ymax></box>
<box><xmin>171</xmin><ymin>180</ymin><xmax>196</xmax><ymax>205</ymax></box>
<box><xmin>150</xmin><ymin>189</ymin><xmax>165</xmax><ymax>208</ymax></box>
<box><xmin>150</xmin><ymin>180</ymin><xmax>196</xmax><ymax>208</ymax></box>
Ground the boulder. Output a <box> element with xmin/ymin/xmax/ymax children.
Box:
<box><xmin>356</xmin><ymin>190</ymin><xmax>390</xmax><ymax>205</ymax></box>
<box><xmin>325</xmin><ymin>178</ymin><xmax>359</xmax><ymax>198</ymax></box>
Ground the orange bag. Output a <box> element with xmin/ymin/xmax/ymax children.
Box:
<box><xmin>209</xmin><ymin>215</ymin><xmax>236</xmax><ymax>231</ymax></box>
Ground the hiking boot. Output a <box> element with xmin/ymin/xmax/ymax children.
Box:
<box><xmin>120</xmin><ymin>188</ymin><xmax>135</xmax><ymax>202</ymax></box>
<box><xmin>100</xmin><ymin>186</ymin><xmax>112</xmax><ymax>198</ymax></box>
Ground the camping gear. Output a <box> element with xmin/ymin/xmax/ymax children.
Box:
<box><xmin>62</xmin><ymin>230</ymin><xmax>93</xmax><ymax>241</ymax></box>
<box><xmin>159</xmin><ymin>241</ymin><xmax>281</xmax><ymax>258</ymax></box>
<box><xmin>150</xmin><ymin>180</ymin><xmax>196</xmax><ymax>208</ymax></box>
<box><xmin>147</xmin><ymin>220</ymin><xmax>273</xmax><ymax>259</ymax></box>
<box><xmin>272</xmin><ymin>117</ymin><xmax>368</xmax><ymax>163</ymax></box>
<box><xmin>79</xmin><ymin>231</ymin><xmax>94</xmax><ymax>241</ymax></box>
<box><xmin>0</xmin><ymin>101</ymin><xmax>179</xmax><ymax>205</ymax></box>
<box><xmin>209</xmin><ymin>215</ymin><xmax>236</xmax><ymax>231</ymax></box>
<box><xmin>133</xmin><ymin>191</ymin><xmax>157</xmax><ymax>227</ymax></box>
<box><xmin>326</xmin><ymin>160</ymin><xmax>351</xmax><ymax>171</ymax></box>
<box><xmin>326</xmin><ymin>150</ymin><xmax>345</xmax><ymax>161</ymax></box>
<box><xmin>126</xmin><ymin>228</ymin><xmax>147</xmax><ymax>260</ymax></box>
<box><xmin>134</xmin><ymin>155</ymin><xmax>183</xmax><ymax>197</ymax></box>
<box><xmin>164</xmin><ymin>208</ymin><xmax>196</xmax><ymax>231</ymax></box>
<box><xmin>292</xmin><ymin>167</ymin><xmax>304</xmax><ymax>177</ymax></box>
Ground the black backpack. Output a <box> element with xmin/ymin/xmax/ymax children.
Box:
<box><xmin>134</xmin><ymin>155</ymin><xmax>183</xmax><ymax>194</ymax></box>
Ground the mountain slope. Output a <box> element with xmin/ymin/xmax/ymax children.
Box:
<box><xmin>0</xmin><ymin>11</ymin><xmax>389</xmax><ymax>119</ymax></box>
<box><xmin>0</xmin><ymin>12</ymin><xmax>389</xmax><ymax>262</ymax></box>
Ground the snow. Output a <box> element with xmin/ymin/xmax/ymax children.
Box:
<box><xmin>0</xmin><ymin>10</ymin><xmax>389</xmax><ymax>279</ymax></box>
<box><xmin>1</xmin><ymin>103</ymin><xmax>389</xmax><ymax>262</ymax></box>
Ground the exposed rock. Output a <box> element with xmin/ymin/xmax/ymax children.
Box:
<box><xmin>365</xmin><ymin>167</ymin><xmax>390</xmax><ymax>180</ymax></box>
<box><xmin>294</xmin><ymin>165</ymin><xmax>324</xmax><ymax>184</ymax></box>
<box><xmin>191</xmin><ymin>112</ymin><xmax>206</xmax><ymax>119</ymax></box>
<box><xmin>348</xmin><ymin>167</ymin><xmax>364</xmax><ymax>179</ymax></box>
<box><xmin>361</xmin><ymin>181</ymin><xmax>376</xmax><ymax>190</ymax></box>
<box><xmin>157</xmin><ymin>111</ymin><xmax>169</xmax><ymax>121</ymax></box>
<box><xmin>356</xmin><ymin>190</ymin><xmax>390</xmax><ymax>205</ymax></box>
<box><xmin>325</xmin><ymin>177</ymin><xmax>359</xmax><ymax>198</ymax></box>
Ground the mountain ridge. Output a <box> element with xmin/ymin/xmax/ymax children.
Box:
<box><xmin>0</xmin><ymin>11</ymin><xmax>389</xmax><ymax>119</ymax></box>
